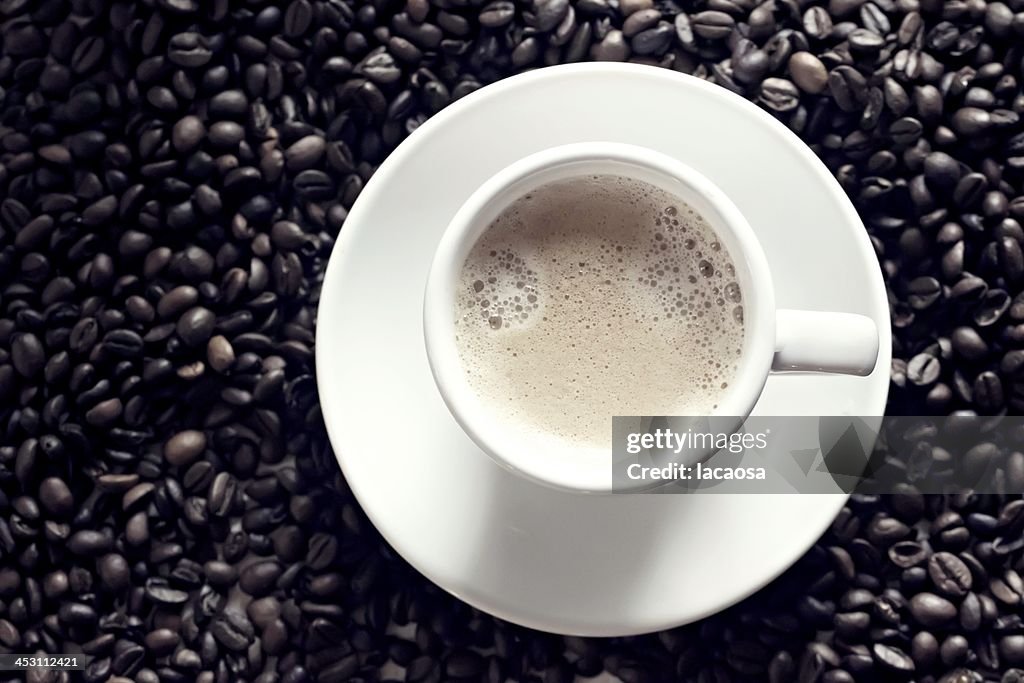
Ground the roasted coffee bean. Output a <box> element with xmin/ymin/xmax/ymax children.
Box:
<box><xmin>1003</xmin><ymin>636</ymin><xmax>1024</xmax><ymax>666</ymax></box>
<box><xmin>165</xmin><ymin>430</ymin><xmax>206</xmax><ymax>466</ymax></box>
<box><xmin>38</xmin><ymin>478</ymin><xmax>73</xmax><ymax>517</ymax></box>
<box><xmin>210</xmin><ymin>610</ymin><xmax>255</xmax><ymax>652</ymax></box>
<box><xmin>631</xmin><ymin>23</ymin><xmax>673</xmax><ymax>55</ymax></box>
<box><xmin>907</xmin><ymin>276</ymin><xmax>942</xmax><ymax>310</ymax></box>
<box><xmin>929</xmin><ymin>552</ymin><xmax>973</xmax><ymax>597</ymax></box>
<box><xmin>910</xmin><ymin>593</ymin><xmax>958</xmax><ymax>627</ymax></box>
<box><xmin>285</xmin><ymin>135</ymin><xmax>327</xmax><ymax>172</ymax></box>
<box><xmin>803</xmin><ymin>6</ymin><xmax>834</xmax><ymax>38</ymax></box>
<box><xmin>991</xmin><ymin>570</ymin><xmax>1024</xmax><ymax>605</ymax></box>
<box><xmin>789</xmin><ymin>52</ymin><xmax>828</xmax><ymax>94</ymax></box>
<box><xmin>622</xmin><ymin>8</ymin><xmax>660</xmax><ymax>36</ymax></box>
<box><xmin>760</xmin><ymin>78</ymin><xmax>801</xmax><ymax>112</ymax></box>
<box><xmin>829</xmin><ymin>66</ymin><xmax>867</xmax><ymax>112</ymax></box>
<box><xmin>952</xmin><ymin>108</ymin><xmax>992</xmax><ymax>136</ymax></box>
<box><xmin>208</xmin><ymin>472</ymin><xmax>237</xmax><ymax>518</ymax></box>
<box><xmin>239</xmin><ymin>560</ymin><xmax>283</xmax><ymax>596</ymax></box>
<box><xmin>306</xmin><ymin>533</ymin><xmax>338</xmax><ymax>570</ymax></box>
<box><xmin>912</xmin><ymin>631</ymin><xmax>939</xmax><ymax>669</ymax></box>
<box><xmin>974</xmin><ymin>371</ymin><xmax>1004</xmax><ymax>412</ymax></box>
<box><xmin>889</xmin><ymin>540</ymin><xmax>928</xmax><ymax>568</ymax></box>
<box><xmin>176</xmin><ymin>307</ymin><xmax>216</xmax><ymax>347</ymax></box>
<box><xmin>954</xmin><ymin>173</ymin><xmax>988</xmax><ymax>208</ymax></box>
<box><xmin>480</xmin><ymin>2</ymin><xmax>517</xmax><ymax>27</ymax></box>
<box><xmin>690</xmin><ymin>11</ymin><xmax>734</xmax><ymax>39</ymax></box>
<box><xmin>98</xmin><ymin>554</ymin><xmax>130</xmax><ymax>592</ymax></box>
<box><xmin>144</xmin><ymin>578</ymin><xmax>189</xmax><ymax>605</ymax></box>
<box><xmin>873</xmin><ymin>643</ymin><xmax>914</xmax><ymax>672</ymax></box>
<box><xmin>12</xmin><ymin>333</ymin><xmax>45</xmax><ymax>378</ymax></box>
<box><xmin>952</xmin><ymin>326</ymin><xmax>988</xmax><ymax>360</ymax></box>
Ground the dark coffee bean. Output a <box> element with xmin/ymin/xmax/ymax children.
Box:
<box><xmin>532</xmin><ymin>0</ymin><xmax>570</xmax><ymax>31</ymax></box>
<box><xmin>873</xmin><ymin>643</ymin><xmax>914</xmax><ymax>673</ymax></box>
<box><xmin>940</xmin><ymin>635</ymin><xmax>969</xmax><ymax>667</ymax></box>
<box><xmin>623</xmin><ymin>8</ymin><xmax>661</xmax><ymax>36</ymax></box>
<box><xmin>239</xmin><ymin>560</ymin><xmax>283</xmax><ymax>596</ymax></box>
<box><xmin>890</xmin><ymin>117</ymin><xmax>924</xmax><ymax>145</ymax></box>
<box><xmin>760</xmin><ymin>78</ymin><xmax>800</xmax><ymax>112</ymax></box>
<box><xmin>38</xmin><ymin>478</ymin><xmax>73</xmax><ymax>517</ymax></box>
<box><xmin>592</xmin><ymin>30</ymin><xmax>630</xmax><ymax>61</ymax></box>
<box><xmin>208</xmin><ymin>472</ymin><xmax>237</xmax><ymax>517</ymax></box>
<box><xmin>208</xmin><ymin>121</ymin><xmax>243</xmax><ymax>148</ymax></box>
<box><xmin>157</xmin><ymin>286</ymin><xmax>199</xmax><ymax>317</ymax></box>
<box><xmin>172</xmin><ymin>116</ymin><xmax>205</xmax><ymax>153</ymax></box>
<box><xmin>98</xmin><ymin>553</ymin><xmax>130</xmax><ymax>592</ymax></box>
<box><xmin>102</xmin><ymin>329</ymin><xmax>144</xmax><ymax>358</ymax></box>
<box><xmin>952</xmin><ymin>108</ymin><xmax>992</xmax><ymax>136</ymax></box>
<box><xmin>210</xmin><ymin>610</ymin><xmax>255</xmax><ymax>652</ymax></box>
<box><xmin>306</xmin><ymin>533</ymin><xmax>338</xmax><ymax>570</ymax></box>
<box><xmin>165</xmin><ymin>430</ymin><xmax>207</xmax><ymax>466</ymax></box>
<box><xmin>849</xmin><ymin>28</ymin><xmax>884</xmax><ymax>52</ymax></box>
<box><xmin>974</xmin><ymin>371</ymin><xmax>1004</xmax><ymax>412</ymax></box>
<box><xmin>1002</xmin><ymin>636</ymin><xmax>1024</xmax><ymax>666</ymax></box>
<box><xmin>86</xmin><ymin>397</ymin><xmax>122</xmax><ymax>427</ymax></box>
<box><xmin>690</xmin><ymin>10</ymin><xmax>734</xmax><ymax>39</ymax></box>
<box><xmin>0</xmin><ymin>619</ymin><xmax>19</xmax><ymax>648</ymax></box>
<box><xmin>731</xmin><ymin>50</ymin><xmax>768</xmax><ymax>85</ymax></box>
<box><xmin>145</xmin><ymin>578</ymin><xmax>189</xmax><ymax>605</ymax></box>
<box><xmin>929</xmin><ymin>552</ymin><xmax>972</xmax><ymax>597</ymax></box>
<box><xmin>907</xmin><ymin>276</ymin><xmax>941</xmax><ymax>310</ymax></box>
<box><xmin>910</xmin><ymin>592</ymin><xmax>958</xmax><ymax>627</ymax></box>
<box><xmin>954</xmin><ymin>173</ymin><xmax>988</xmax><ymax>208</ymax></box>
<box><xmin>12</xmin><ymin>333</ymin><xmax>45</xmax><ymax>378</ymax></box>
<box><xmin>168</xmin><ymin>32</ymin><xmax>212</xmax><ymax>67</ymax></box>
<box><xmin>631</xmin><ymin>23</ymin><xmax>673</xmax><ymax>55</ymax></box>
<box><xmin>284</xmin><ymin>0</ymin><xmax>314</xmax><ymax>37</ymax></box>
<box><xmin>285</xmin><ymin>135</ymin><xmax>327</xmax><ymax>172</ymax></box>
<box><xmin>923</xmin><ymin>152</ymin><xmax>961</xmax><ymax>189</ymax></box>
<box><xmin>999</xmin><ymin>237</ymin><xmax>1024</xmax><ymax>282</ymax></box>
<box><xmin>209</xmin><ymin>90</ymin><xmax>248</xmax><ymax>118</ymax></box>
<box><xmin>975</xmin><ymin>289</ymin><xmax>1011</xmax><ymax>327</ymax></box>
<box><xmin>912</xmin><ymin>631</ymin><xmax>939</xmax><ymax>669</ymax></box>
<box><xmin>176</xmin><ymin>307</ymin><xmax>216</xmax><ymax>347</ymax></box>
<box><xmin>68</xmin><ymin>529</ymin><xmax>113</xmax><ymax>555</ymax></box>
<box><xmin>789</xmin><ymin>52</ymin><xmax>828</xmax><ymax>94</ymax></box>
<box><xmin>889</xmin><ymin>540</ymin><xmax>928</xmax><ymax>568</ymax></box>
<box><xmin>951</xmin><ymin>326</ymin><xmax>988</xmax><ymax>360</ymax></box>
<box><xmin>477</xmin><ymin>0</ymin><xmax>512</xmax><ymax>27</ymax></box>
<box><xmin>829</xmin><ymin>66</ymin><xmax>867</xmax><ymax>112</ymax></box>
<box><xmin>991</xmin><ymin>570</ymin><xmax>1024</xmax><ymax>605</ymax></box>
<box><xmin>206</xmin><ymin>335</ymin><xmax>235</xmax><ymax>373</ymax></box>
<box><xmin>144</xmin><ymin>629</ymin><xmax>180</xmax><ymax>656</ymax></box>
<box><xmin>803</xmin><ymin>7</ymin><xmax>834</xmax><ymax>38</ymax></box>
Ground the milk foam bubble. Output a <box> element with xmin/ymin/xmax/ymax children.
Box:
<box><xmin>454</xmin><ymin>174</ymin><xmax>745</xmax><ymax>448</ymax></box>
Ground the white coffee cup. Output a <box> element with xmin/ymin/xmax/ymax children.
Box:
<box><xmin>423</xmin><ymin>142</ymin><xmax>879</xmax><ymax>492</ymax></box>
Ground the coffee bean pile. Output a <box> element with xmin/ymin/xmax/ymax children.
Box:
<box><xmin>0</xmin><ymin>0</ymin><xmax>1022</xmax><ymax>680</ymax></box>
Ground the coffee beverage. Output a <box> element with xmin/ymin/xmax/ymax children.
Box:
<box><xmin>454</xmin><ymin>174</ymin><xmax>745</xmax><ymax>447</ymax></box>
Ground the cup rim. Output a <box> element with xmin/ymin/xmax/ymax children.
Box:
<box><xmin>423</xmin><ymin>142</ymin><xmax>776</xmax><ymax>492</ymax></box>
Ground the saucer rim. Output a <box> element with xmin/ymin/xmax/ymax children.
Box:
<box><xmin>315</xmin><ymin>63</ymin><xmax>892</xmax><ymax>636</ymax></box>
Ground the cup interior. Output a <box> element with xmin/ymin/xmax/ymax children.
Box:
<box><xmin>423</xmin><ymin>143</ymin><xmax>775</xmax><ymax>492</ymax></box>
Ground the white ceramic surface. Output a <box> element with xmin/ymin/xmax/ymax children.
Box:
<box><xmin>422</xmin><ymin>141</ymin><xmax>880</xmax><ymax>492</ymax></box>
<box><xmin>316</xmin><ymin>63</ymin><xmax>892</xmax><ymax>636</ymax></box>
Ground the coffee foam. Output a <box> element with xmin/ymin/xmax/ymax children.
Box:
<box><xmin>454</xmin><ymin>174</ymin><xmax>744</xmax><ymax>448</ymax></box>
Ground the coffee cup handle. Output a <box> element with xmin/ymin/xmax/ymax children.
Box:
<box><xmin>773</xmin><ymin>310</ymin><xmax>879</xmax><ymax>376</ymax></box>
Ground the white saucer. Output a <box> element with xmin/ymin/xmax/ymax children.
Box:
<box><xmin>316</xmin><ymin>63</ymin><xmax>891</xmax><ymax>637</ymax></box>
